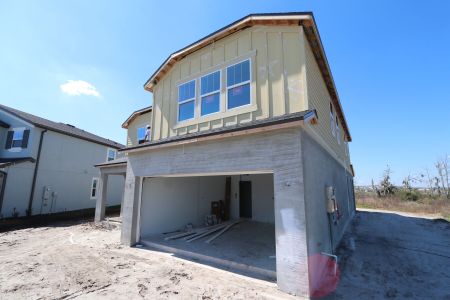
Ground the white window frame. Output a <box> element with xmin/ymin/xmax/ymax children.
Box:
<box><xmin>336</xmin><ymin>116</ymin><xmax>341</xmax><ymax>145</ymax></box>
<box><xmin>200</xmin><ymin>70</ymin><xmax>221</xmax><ymax>117</ymax></box>
<box><xmin>106</xmin><ymin>148</ymin><xmax>116</xmax><ymax>161</ymax></box>
<box><xmin>330</xmin><ymin>104</ymin><xmax>335</xmax><ymax>137</ymax></box>
<box><xmin>90</xmin><ymin>177</ymin><xmax>99</xmax><ymax>199</ymax></box>
<box><xmin>177</xmin><ymin>79</ymin><xmax>196</xmax><ymax>122</ymax></box>
<box><xmin>137</xmin><ymin>126</ymin><xmax>146</xmax><ymax>143</ymax></box>
<box><xmin>11</xmin><ymin>128</ymin><xmax>25</xmax><ymax>149</ymax></box>
<box><xmin>226</xmin><ymin>59</ymin><xmax>252</xmax><ymax>111</ymax></box>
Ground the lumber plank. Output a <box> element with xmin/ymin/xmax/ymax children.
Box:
<box><xmin>205</xmin><ymin>220</ymin><xmax>241</xmax><ymax>244</ymax></box>
<box><xmin>186</xmin><ymin>224</ymin><xmax>228</xmax><ymax>242</ymax></box>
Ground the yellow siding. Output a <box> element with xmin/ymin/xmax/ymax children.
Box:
<box><xmin>126</xmin><ymin>112</ymin><xmax>152</xmax><ymax>147</ymax></box>
<box><xmin>304</xmin><ymin>33</ymin><xmax>350</xmax><ymax>169</ymax></box>
<box><xmin>150</xmin><ymin>25</ymin><xmax>308</xmax><ymax>141</ymax></box>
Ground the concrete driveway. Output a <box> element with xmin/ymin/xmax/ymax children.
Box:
<box><xmin>328</xmin><ymin>210</ymin><xmax>450</xmax><ymax>299</ymax></box>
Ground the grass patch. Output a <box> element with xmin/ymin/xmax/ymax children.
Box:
<box><xmin>356</xmin><ymin>191</ymin><xmax>450</xmax><ymax>219</ymax></box>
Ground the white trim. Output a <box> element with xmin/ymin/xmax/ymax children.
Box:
<box><xmin>200</xmin><ymin>69</ymin><xmax>221</xmax><ymax>117</ymax></box>
<box><xmin>225</xmin><ymin>59</ymin><xmax>252</xmax><ymax>110</ymax></box>
<box><xmin>90</xmin><ymin>177</ymin><xmax>99</xmax><ymax>199</ymax></box>
<box><xmin>106</xmin><ymin>148</ymin><xmax>116</xmax><ymax>162</ymax></box>
<box><xmin>8</xmin><ymin>127</ymin><xmax>26</xmax><ymax>151</ymax></box>
<box><xmin>177</xmin><ymin>79</ymin><xmax>196</xmax><ymax>123</ymax></box>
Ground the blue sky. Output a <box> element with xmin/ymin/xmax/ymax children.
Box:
<box><xmin>1</xmin><ymin>1</ymin><xmax>449</xmax><ymax>185</ymax></box>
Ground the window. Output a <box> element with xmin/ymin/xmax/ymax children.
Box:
<box><xmin>200</xmin><ymin>71</ymin><xmax>221</xmax><ymax>116</ymax></box>
<box><xmin>137</xmin><ymin>127</ymin><xmax>146</xmax><ymax>144</ymax></box>
<box><xmin>91</xmin><ymin>177</ymin><xmax>99</xmax><ymax>199</ymax></box>
<box><xmin>336</xmin><ymin>116</ymin><xmax>341</xmax><ymax>144</ymax></box>
<box><xmin>107</xmin><ymin>149</ymin><xmax>116</xmax><ymax>161</ymax></box>
<box><xmin>330</xmin><ymin>103</ymin><xmax>335</xmax><ymax>137</ymax></box>
<box><xmin>5</xmin><ymin>129</ymin><xmax>30</xmax><ymax>149</ymax></box>
<box><xmin>227</xmin><ymin>60</ymin><xmax>251</xmax><ymax>109</ymax></box>
<box><xmin>178</xmin><ymin>80</ymin><xmax>196</xmax><ymax>122</ymax></box>
<box><xmin>12</xmin><ymin>130</ymin><xmax>24</xmax><ymax>148</ymax></box>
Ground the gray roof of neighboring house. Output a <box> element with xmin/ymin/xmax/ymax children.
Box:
<box><xmin>120</xmin><ymin>109</ymin><xmax>317</xmax><ymax>152</ymax></box>
<box><xmin>0</xmin><ymin>104</ymin><xmax>124</xmax><ymax>149</ymax></box>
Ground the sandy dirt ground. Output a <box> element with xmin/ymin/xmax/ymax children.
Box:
<box><xmin>328</xmin><ymin>210</ymin><xmax>450</xmax><ymax>299</ymax></box>
<box><xmin>0</xmin><ymin>219</ymin><xmax>296</xmax><ymax>300</ymax></box>
<box><xmin>1</xmin><ymin>210</ymin><xmax>449</xmax><ymax>299</ymax></box>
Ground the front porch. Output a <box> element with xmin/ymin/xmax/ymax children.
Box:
<box><xmin>94</xmin><ymin>157</ymin><xmax>127</xmax><ymax>222</ymax></box>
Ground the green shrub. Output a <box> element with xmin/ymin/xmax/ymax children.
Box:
<box><xmin>397</xmin><ymin>189</ymin><xmax>421</xmax><ymax>201</ymax></box>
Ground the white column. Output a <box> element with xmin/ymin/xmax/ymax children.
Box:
<box><xmin>95</xmin><ymin>173</ymin><xmax>108</xmax><ymax>222</ymax></box>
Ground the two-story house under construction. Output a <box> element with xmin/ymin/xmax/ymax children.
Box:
<box><xmin>100</xmin><ymin>13</ymin><xmax>355</xmax><ymax>297</ymax></box>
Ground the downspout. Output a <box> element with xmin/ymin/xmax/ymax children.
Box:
<box><xmin>0</xmin><ymin>171</ymin><xmax>7</xmax><ymax>216</ymax></box>
<box><xmin>27</xmin><ymin>129</ymin><xmax>47</xmax><ymax>216</ymax></box>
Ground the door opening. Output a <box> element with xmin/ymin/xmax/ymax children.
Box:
<box><xmin>239</xmin><ymin>181</ymin><xmax>252</xmax><ymax>218</ymax></box>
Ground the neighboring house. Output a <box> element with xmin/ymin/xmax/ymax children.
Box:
<box><xmin>0</xmin><ymin>104</ymin><xmax>125</xmax><ymax>219</ymax></box>
<box><xmin>97</xmin><ymin>12</ymin><xmax>356</xmax><ymax>298</ymax></box>
<box><xmin>93</xmin><ymin>106</ymin><xmax>152</xmax><ymax>221</ymax></box>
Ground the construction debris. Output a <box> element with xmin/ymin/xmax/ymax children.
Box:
<box><xmin>165</xmin><ymin>220</ymin><xmax>242</xmax><ymax>243</ymax></box>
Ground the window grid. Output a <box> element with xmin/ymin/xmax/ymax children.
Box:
<box><xmin>178</xmin><ymin>80</ymin><xmax>196</xmax><ymax>122</ymax></box>
<box><xmin>200</xmin><ymin>70</ymin><xmax>221</xmax><ymax>116</ymax></box>
<box><xmin>226</xmin><ymin>59</ymin><xmax>251</xmax><ymax>110</ymax></box>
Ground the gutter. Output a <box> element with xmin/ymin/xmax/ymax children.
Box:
<box><xmin>27</xmin><ymin>129</ymin><xmax>47</xmax><ymax>217</ymax></box>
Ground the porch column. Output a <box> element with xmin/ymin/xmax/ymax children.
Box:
<box><xmin>95</xmin><ymin>173</ymin><xmax>108</xmax><ymax>222</ymax></box>
<box><xmin>121</xmin><ymin>164</ymin><xmax>142</xmax><ymax>246</ymax></box>
<box><xmin>274</xmin><ymin>163</ymin><xmax>310</xmax><ymax>297</ymax></box>
<box><xmin>119</xmin><ymin>174</ymin><xmax>126</xmax><ymax>217</ymax></box>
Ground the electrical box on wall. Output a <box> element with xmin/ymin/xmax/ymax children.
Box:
<box><xmin>326</xmin><ymin>186</ymin><xmax>336</xmax><ymax>213</ymax></box>
<box><xmin>42</xmin><ymin>186</ymin><xmax>51</xmax><ymax>201</ymax></box>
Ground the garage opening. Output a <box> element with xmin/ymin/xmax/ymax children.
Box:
<box><xmin>139</xmin><ymin>173</ymin><xmax>276</xmax><ymax>280</ymax></box>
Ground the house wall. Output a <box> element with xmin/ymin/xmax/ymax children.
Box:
<box><xmin>0</xmin><ymin>127</ymin><xmax>124</xmax><ymax>218</ymax></box>
<box><xmin>122</xmin><ymin>128</ymin><xmax>310</xmax><ymax>296</ymax></box>
<box><xmin>140</xmin><ymin>176</ymin><xmax>226</xmax><ymax>236</ymax></box>
<box><xmin>304</xmin><ymin>35</ymin><xmax>351</xmax><ymax>170</ymax></box>
<box><xmin>29</xmin><ymin>129</ymin><xmax>123</xmax><ymax>215</ymax></box>
<box><xmin>301</xmin><ymin>129</ymin><xmax>355</xmax><ymax>293</ymax></box>
<box><xmin>150</xmin><ymin>25</ymin><xmax>308</xmax><ymax>141</ymax></box>
<box><xmin>0</xmin><ymin>162</ymin><xmax>34</xmax><ymax>218</ymax></box>
<box><xmin>126</xmin><ymin>112</ymin><xmax>152</xmax><ymax>147</ymax></box>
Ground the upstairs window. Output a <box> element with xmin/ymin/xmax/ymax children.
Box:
<box><xmin>91</xmin><ymin>177</ymin><xmax>99</xmax><ymax>199</ymax></box>
<box><xmin>336</xmin><ymin>116</ymin><xmax>341</xmax><ymax>144</ymax></box>
<box><xmin>137</xmin><ymin>127</ymin><xmax>146</xmax><ymax>144</ymax></box>
<box><xmin>107</xmin><ymin>148</ymin><xmax>116</xmax><ymax>161</ymax></box>
<box><xmin>200</xmin><ymin>71</ymin><xmax>221</xmax><ymax>116</ymax></box>
<box><xmin>5</xmin><ymin>129</ymin><xmax>30</xmax><ymax>149</ymax></box>
<box><xmin>178</xmin><ymin>80</ymin><xmax>196</xmax><ymax>122</ymax></box>
<box><xmin>227</xmin><ymin>60</ymin><xmax>251</xmax><ymax>109</ymax></box>
<box><xmin>330</xmin><ymin>103</ymin><xmax>335</xmax><ymax>137</ymax></box>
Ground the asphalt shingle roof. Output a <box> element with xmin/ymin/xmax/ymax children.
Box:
<box><xmin>0</xmin><ymin>104</ymin><xmax>124</xmax><ymax>149</ymax></box>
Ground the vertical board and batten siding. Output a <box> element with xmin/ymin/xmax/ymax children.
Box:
<box><xmin>150</xmin><ymin>25</ymin><xmax>308</xmax><ymax>141</ymax></box>
<box><xmin>126</xmin><ymin>112</ymin><xmax>152</xmax><ymax>147</ymax></box>
<box><xmin>304</xmin><ymin>35</ymin><xmax>351</xmax><ymax>170</ymax></box>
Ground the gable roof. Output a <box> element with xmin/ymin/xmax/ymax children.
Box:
<box><xmin>143</xmin><ymin>12</ymin><xmax>351</xmax><ymax>141</ymax></box>
<box><xmin>0</xmin><ymin>104</ymin><xmax>124</xmax><ymax>149</ymax></box>
<box><xmin>122</xmin><ymin>106</ymin><xmax>152</xmax><ymax>129</ymax></box>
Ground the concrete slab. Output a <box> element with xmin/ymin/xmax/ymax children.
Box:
<box><xmin>140</xmin><ymin>221</ymin><xmax>276</xmax><ymax>281</ymax></box>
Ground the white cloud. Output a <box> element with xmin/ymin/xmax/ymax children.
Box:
<box><xmin>60</xmin><ymin>80</ymin><xmax>101</xmax><ymax>97</ymax></box>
